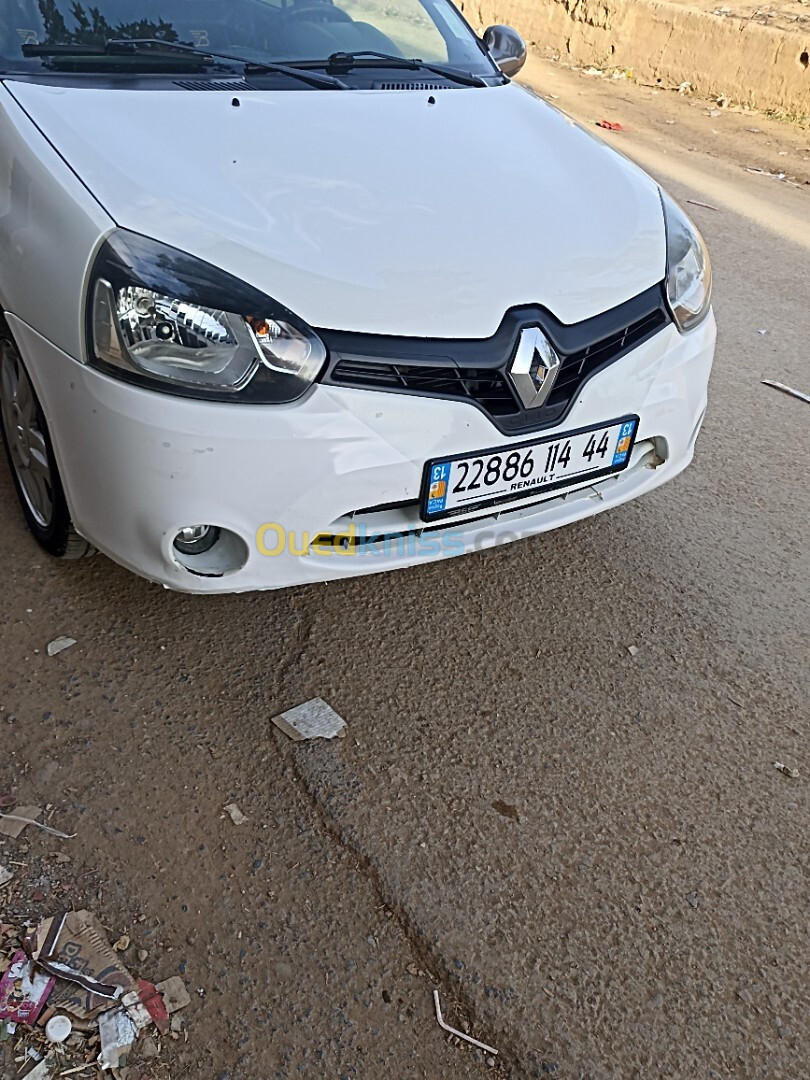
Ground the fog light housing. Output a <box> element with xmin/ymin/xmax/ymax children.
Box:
<box><xmin>170</xmin><ymin>525</ymin><xmax>249</xmax><ymax>578</ymax></box>
<box><xmin>173</xmin><ymin>524</ymin><xmax>220</xmax><ymax>555</ymax></box>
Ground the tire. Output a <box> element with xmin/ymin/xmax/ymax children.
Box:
<box><xmin>0</xmin><ymin>330</ymin><xmax>92</xmax><ymax>560</ymax></box>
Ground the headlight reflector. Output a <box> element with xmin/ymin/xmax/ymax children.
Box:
<box><xmin>88</xmin><ymin>232</ymin><xmax>326</xmax><ymax>402</ymax></box>
<box><xmin>661</xmin><ymin>190</ymin><xmax>712</xmax><ymax>332</ymax></box>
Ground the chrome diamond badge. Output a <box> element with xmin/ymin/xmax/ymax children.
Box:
<box><xmin>509</xmin><ymin>326</ymin><xmax>562</xmax><ymax>410</ymax></box>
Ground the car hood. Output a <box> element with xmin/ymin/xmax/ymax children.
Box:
<box><xmin>8</xmin><ymin>79</ymin><xmax>666</xmax><ymax>337</ymax></box>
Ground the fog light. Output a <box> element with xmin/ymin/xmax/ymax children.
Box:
<box><xmin>174</xmin><ymin>525</ymin><xmax>220</xmax><ymax>555</ymax></box>
<box><xmin>170</xmin><ymin>524</ymin><xmax>249</xmax><ymax>578</ymax></box>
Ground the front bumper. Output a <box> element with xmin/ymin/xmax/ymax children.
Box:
<box><xmin>10</xmin><ymin>312</ymin><xmax>716</xmax><ymax>593</ymax></box>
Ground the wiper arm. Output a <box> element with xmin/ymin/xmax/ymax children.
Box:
<box><xmin>320</xmin><ymin>50</ymin><xmax>487</xmax><ymax>87</ymax></box>
<box><xmin>22</xmin><ymin>39</ymin><xmax>348</xmax><ymax>87</ymax></box>
<box><xmin>106</xmin><ymin>38</ymin><xmax>349</xmax><ymax>88</ymax></box>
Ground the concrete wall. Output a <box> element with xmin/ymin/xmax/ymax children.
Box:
<box><xmin>458</xmin><ymin>0</ymin><xmax>810</xmax><ymax>115</ymax></box>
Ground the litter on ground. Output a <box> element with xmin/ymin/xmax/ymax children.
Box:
<box><xmin>774</xmin><ymin>762</ymin><xmax>799</xmax><ymax>778</ymax></box>
<box><xmin>97</xmin><ymin>1004</ymin><xmax>138</xmax><ymax>1070</ymax></box>
<box><xmin>745</xmin><ymin>166</ymin><xmax>800</xmax><ymax>186</ymax></box>
<box><xmin>0</xmin><ymin>806</ymin><xmax>43</xmax><ymax>838</ymax></box>
<box><xmin>0</xmin><ymin>808</ymin><xmax>75</xmax><ymax>839</ymax></box>
<box><xmin>155</xmin><ymin>976</ymin><xmax>191</xmax><ymax>1015</ymax></box>
<box><xmin>31</xmin><ymin>910</ymin><xmax>135</xmax><ymax>1016</ymax></box>
<box><xmin>761</xmin><ymin>380</ymin><xmax>810</xmax><ymax>405</ymax></box>
<box><xmin>0</xmin><ymin>907</ymin><xmax>191</xmax><ymax>1076</ymax></box>
<box><xmin>46</xmin><ymin>636</ymin><xmax>77</xmax><ymax>657</ymax></box>
<box><xmin>44</xmin><ymin>1013</ymin><xmax>71</xmax><ymax>1042</ymax></box>
<box><xmin>24</xmin><ymin>1053</ymin><xmax>56</xmax><ymax>1079</ymax></box>
<box><xmin>271</xmin><ymin>697</ymin><xmax>347</xmax><ymax>741</ymax></box>
<box><xmin>0</xmin><ymin>951</ymin><xmax>56</xmax><ymax>1024</ymax></box>
<box><xmin>432</xmin><ymin>989</ymin><xmax>498</xmax><ymax>1056</ymax></box>
<box><xmin>223</xmin><ymin>802</ymin><xmax>248</xmax><ymax>825</ymax></box>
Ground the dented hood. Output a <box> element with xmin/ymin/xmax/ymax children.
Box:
<box><xmin>9</xmin><ymin>80</ymin><xmax>666</xmax><ymax>337</ymax></box>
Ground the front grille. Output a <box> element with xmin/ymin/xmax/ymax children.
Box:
<box><xmin>328</xmin><ymin>362</ymin><xmax>517</xmax><ymax>415</ymax></box>
<box><xmin>543</xmin><ymin>306</ymin><xmax>669</xmax><ymax>408</ymax></box>
<box><xmin>322</xmin><ymin>284</ymin><xmax>671</xmax><ymax>435</ymax></box>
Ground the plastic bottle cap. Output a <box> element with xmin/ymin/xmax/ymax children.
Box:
<box><xmin>45</xmin><ymin>1014</ymin><xmax>72</xmax><ymax>1043</ymax></box>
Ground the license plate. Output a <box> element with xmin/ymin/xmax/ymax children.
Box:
<box><xmin>420</xmin><ymin>415</ymin><xmax>639</xmax><ymax>522</ymax></box>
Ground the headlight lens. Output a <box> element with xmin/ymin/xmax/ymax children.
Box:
<box><xmin>661</xmin><ymin>190</ymin><xmax>712</xmax><ymax>332</ymax></box>
<box><xmin>88</xmin><ymin>231</ymin><xmax>326</xmax><ymax>402</ymax></box>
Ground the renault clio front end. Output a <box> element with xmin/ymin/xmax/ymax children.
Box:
<box><xmin>0</xmin><ymin>0</ymin><xmax>714</xmax><ymax>591</ymax></box>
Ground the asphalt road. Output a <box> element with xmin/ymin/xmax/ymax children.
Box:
<box><xmin>1</xmin><ymin>61</ymin><xmax>808</xmax><ymax>1080</ymax></box>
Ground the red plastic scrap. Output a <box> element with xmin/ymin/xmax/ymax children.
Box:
<box><xmin>596</xmin><ymin>119</ymin><xmax>625</xmax><ymax>131</ymax></box>
<box><xmin>131</xmin><ymin>978</ymin><xmax>170</xmax><ymax>1034</ymax></box>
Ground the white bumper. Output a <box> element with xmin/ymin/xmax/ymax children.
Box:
<box><xmin>11</xmin><ymin>312</ymin><xmax>716</xmax><ymax>593</ymax></box>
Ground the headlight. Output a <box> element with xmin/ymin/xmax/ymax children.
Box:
<box><xmin>661</xmin><ymin>190</ymin><xmax>712</xmax><ymax>332</ymax></box>
<box><xmin>87</xmin><ymin>231</ymin><xmax>326</xmax><ymax>402</ymax></box>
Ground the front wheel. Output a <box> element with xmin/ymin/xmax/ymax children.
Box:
<box><xmin>0</xmin><ymin>333</ymin><xmax>92</xmax><ymax>559</ymax></box>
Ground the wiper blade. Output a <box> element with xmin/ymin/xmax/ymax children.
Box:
<box><xmin>106</xmin><ymin>38</ymin><xmax>349</xmax><ymax>88</ymax></box>
<box><xmin>22</xmin><ymin>42</ymin><xmax>224</xmax><ymax>68</ymax></box>
<box><xmin>318</xmin><ymin>50</ymin><xmax>487</xmax><ymax>87</ymax></box>
<box><xmin>23</xmin><ymin>44</ymin><xmax>107</xmax><ymax>55</ymax></box>
<box><xmin>22</xmin><ymin>39</ymin><xmax>348</xmax><ymax>86</ymax></box>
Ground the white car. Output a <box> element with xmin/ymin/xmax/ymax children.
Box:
<box><xmin>0</xmin><ymin>0</ymin><xmax>715</xmax><ymax>592</ymax></box>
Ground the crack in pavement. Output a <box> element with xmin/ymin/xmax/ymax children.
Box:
<box><xmin>281</xmin><ymin>735</ymin><xmax>514</xmax><ymax>1076</ymax></box>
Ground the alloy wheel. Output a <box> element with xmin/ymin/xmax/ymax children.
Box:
<box><xmin>0</xmin><ymin>339</ymin><xmax>54</xmax><ymax>528</ymax></box>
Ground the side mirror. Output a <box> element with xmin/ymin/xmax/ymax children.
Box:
<box><xmin>483</xmin><ymin>24</ymin><xmax>526</xmax><ymax>78</ymax></box>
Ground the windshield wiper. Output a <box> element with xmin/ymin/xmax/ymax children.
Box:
<box><xmin>304</xmin><ymin>50</ymin><xmax>487</xmax><ymax>87</ymax></box>
<box><xmin>22</xmin><ymin>41</ymin><xmax>227</xmax><ymax>69</ymax></box>
<box><xmin>23</xmin><ymin>39</ymin><xmax>349</xmax><ymax>88</ymax></box>
<box><xmin>108</xmin><ymin>39</ymin><xmax>348</xmax><ymax>87</ymax></box>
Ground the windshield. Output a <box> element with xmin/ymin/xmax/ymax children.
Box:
<box><xmin>0</xmin><ymin>0</ymin><xmax>497</xmax><ymax>76</ymax></box>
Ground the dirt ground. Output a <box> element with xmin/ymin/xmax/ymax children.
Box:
<box><xmin>668</xmin><ymin>0</ymin><xmax>810</xmax><ymax>36</ymax></box>
<box><xmin>527</xmin><ymin>52</ymin><xmax>810</xmax><ymax>184</ymax></box>
<box><xmin>2</xmin><ymin>58</ymin><xmax>809</xmax><ymax>1080</ymax></box>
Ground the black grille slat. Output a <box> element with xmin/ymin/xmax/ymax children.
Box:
<box><xmin>334</xmin><ymin>360</ymin><xmax>515</xmax><ymax>411</ymax></box>
<box><xmin>564</xmin><ymin>309</ymin><xmax>666</xmax><ymax>373</ymax></box>
<box><xmin>322</xmin><ymin>285</ymin><xmax>671</xmax><ymax>435</ymax></box>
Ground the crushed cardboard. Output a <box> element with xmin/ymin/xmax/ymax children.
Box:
<box><xmin>0</xmin><ymin>805</ymin><xmax>43</xmax><ymax>839</ymax></box>
<box><xmin>31</xmin><ymin>911</ymin><xmax>136</xmax><ymax>1019</ymax></box>
<box><xmin>155</xmin><ymin>977</ymin><xmax>190</xmax><ymax>1015</ymax></box>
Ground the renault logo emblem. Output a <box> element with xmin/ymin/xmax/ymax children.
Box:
<box><xmin>508</xmin><ymin>327</ymin><xmax>562</xmax><ymax>410</ymax></box>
